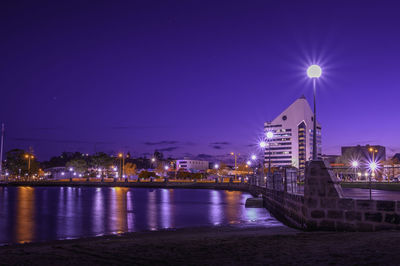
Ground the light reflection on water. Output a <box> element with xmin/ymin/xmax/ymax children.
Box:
<box><xmin>0</xmin><ymin>187</ymin><xmax>282</xmax><ymax>245</ymax></box>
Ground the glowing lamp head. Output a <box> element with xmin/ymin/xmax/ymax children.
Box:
<box><xmin>369</xmin><ymin>162</ymin><xmax>377</xmax><ymax>171</ymax></box>
<box><xmin>246</xmin><ymin>160</ymin><xmax>251</xmax><ymax>166</ymax></box>
<box><xmin>266</xmin><ymin>131</ymin><xmax>274</xmax><ymax>139</ymax></box>
<box><xmin>214</xmin><ymin>164</ymin><xmax>219</xmax><ymax>169</ymax></box>
<box><xmin>164</xmin><ymin>166</ymin><xmax>169</xmax><ymax>170</ymax></box>
<box><xmin>118</xmin><ymin>153</ymin><xmax>123</xmax><ymax>158</ymax></box>
<box><xmin>307</xmin><ymin>65</ymin><xmax>322</xmax><ymax>78</ymax></box>
<box><xmin>251</xmin><ymin>155</ymin><xmax>256</xmax><ymax>160</ymax></box>
<box><xmin>351</xmin><ymin>161</ymin><xmax>359</xmax><ymax>168</ymax></box>
<box><xmin>259</xmin><ymin>141</ymin><xmax>267</xmax><ymax>148</ymax></box>
<box><xmin>151</xmin><ymin>158</ymin><xmax>155</xmax><ymax>162</ymax></box>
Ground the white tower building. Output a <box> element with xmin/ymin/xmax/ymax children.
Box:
<box><xmin>264</xmin><ymin>96</ymin><xmax>321</xmax><ymax>174</ymax></box>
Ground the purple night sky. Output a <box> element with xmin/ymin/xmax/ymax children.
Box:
<box><xmin>1</xmin><ymin>0</ymin><xmax>400</xmax><ymax>161</ymax></box>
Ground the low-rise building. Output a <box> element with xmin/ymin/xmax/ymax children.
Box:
<box><xmin>176</xmin><ymin>159</ymin><xmax>209</xmax><ymax>172</ymax></box>
<box><xmin>341</xmin><ymin>144</ymin><xmax>386</xmax><ymax>163</ymax></box>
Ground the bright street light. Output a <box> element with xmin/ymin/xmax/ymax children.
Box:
<box><xmin>246</xmin><ymin>160</ymin><xmax>251</xmax><ymax>166</ymax></box>
<box><xmin>369</xmin><ymin>162</ymin><xmax>377</xmax><ymax>171</ymax></box>
<box><xmin>351</xmin><ymin>160</ymin><xmax>359</xmax><ymax>181</ymax></box>
<box><xmin>266</xmin><ymin>131</ymin><xmax>274</xmax><ymax>139</ymax></box>
<box><xmin>164</xmin><ymin>166</ymin><xmax>169</xmax><ymax>170</ymax></box>
<box><xmin>307</xmin><ymin>64</ymin><xmax>322</xmax><ymax>160</ymax></box>
<box><xmin>214</xmin><ymin>164</ymin><xmax>219</xmax><ymax>169</ymax></box>
<box><xmin>259</xmin><ymin>141</ymin><xmax>266</xmax><ymax>148</ymax></box>
<box><xmin>251</xmin><ymin>155</ymin><xmax>256</xmax><ymax>160</ymax></box>
<box><xmin>307</xmin><ymin>65</ymin><xmax>322</xmax><ymax>78</ymax></box>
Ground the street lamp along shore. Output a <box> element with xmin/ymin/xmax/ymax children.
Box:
<box><xmin>307</xmin><ymin>64</ymin><xmax>322</xmax><ymax>161</ymax></box>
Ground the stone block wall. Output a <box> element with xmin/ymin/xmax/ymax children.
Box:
<box><xmin>257</xmin><ymin>160</ymin><xmax>400</xmax><ymax>231</ymax></box>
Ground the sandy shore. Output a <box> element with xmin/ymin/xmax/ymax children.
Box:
<box><xmin>2</xmin><ymin>225</ymin><xmax>400</xmax><ymax>265</ymax></box>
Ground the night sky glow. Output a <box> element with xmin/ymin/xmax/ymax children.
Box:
<box><xmin>1</xmin><ymin>0</ymin><xmax>400</xmax><ymax>160</ymax></box>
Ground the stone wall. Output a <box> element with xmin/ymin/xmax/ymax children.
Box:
<box><xmin>257</xmin><ymin>160</ymin><xmax>400</xmax><ymax>231</ymax></box>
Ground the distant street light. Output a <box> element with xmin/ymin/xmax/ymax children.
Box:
<box><xmin>214</xmin><ymin>164</ymin><xmax>219</xmax><ymax>169</ymax></box>
<box><xmin>351</xmin><ymin>160</ymin><xmax>359</xmax><ymax>181</ymax></box>
<box><xmin>251</xmin><ymin>155</ymin><xmax>256</xmax><ymax>160</ymax></box>
<box><xmin>307</xmin><ymin>64</ymin><xmax>322</xmax><ymax>160</ymax></box>
<box><xmin>246</xmin><ymin>160</ymin><xmax>251</xmax><ymax>166</ymax></box>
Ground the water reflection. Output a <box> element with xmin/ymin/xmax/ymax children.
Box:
<box><xmin>160</xmin><ymin>189</ymin><xmax>174</xmax><ymax>228</ymax></box>
<box><xmin>15</xmin><ymin>187</ymin><xmax>35</xmax><ymax>243</ymax></box>
<box><xmin>0</xmin><ymin>187</ymin><xmax>280</xmax><ymax>245</ymax></box>
<box><xmin>225</xmin><ymin>191</ymin><xmax>241</xmax><ymax>224</ymax></box>
<box><xmin>209</xmin><ymin>190</ymin><xmax>222</xmax><ymax>225</ymax></box>
<box><xmin>110</xmin><ymin>187</ymin><xmax>128</xmax><ymax>233</ymax></box>
<box><xmin>147</xmin><ymin>190</ymin><xmax>157</xmax><ymax>230</ymax></box>
<box><xmin>93</xmin><ymin>188</ymin><xmax>104</xmax><ymax>234</ymax></box>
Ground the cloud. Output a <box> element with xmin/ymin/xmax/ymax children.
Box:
<box><xmin>210</xmin><ymin>141</ymin><xmax>230</xmax><ymax>145</ymax></box>
<box><xmin>158</xmin><ymin>146</ymin><xmax>179</xmax><ymax>152</ymax></box>
<box><xmin>144</xmin><ymin>140</ymin><xmax>179</xmax><ymax>146</ymax></box>
<box><xmin>211</xmin><ymin>145</ymin><xmax>223</xmax><ymax>150</ymax></box>
<box><xmin>196</xmin><ymin>154</ymin><xmax>214</xmax><ymax>160</ymax></box>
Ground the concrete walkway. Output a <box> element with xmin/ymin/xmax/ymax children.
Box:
<box><xmin>288</xmin><ymin>186</ymin><xmax>400</xmax><ymax>200</ymax></box>
<box><xmin>342</xmin><ymin>188</ymin><xmax>400</xmax><ymax>200</ymax></box>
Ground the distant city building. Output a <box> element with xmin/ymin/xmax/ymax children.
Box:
<box><xmin>393</xmin><ymin>153</ymin><xmax>400</xmax><ymax>162</ymax></box>
<box><xmin>341</xmin><ymin>145</ymin><xmax>386</xmax><ymax>164</ymax></box>
<box><xmin>176</xmin><ymin>159</ymin><xmax>209</xmax><ymax>172</ymax></box>
<box><xmin>264</xmin><ymin>95</ymin><xmax>321</xmax><ymax>174</ymax></box>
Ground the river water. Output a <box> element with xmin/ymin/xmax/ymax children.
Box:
<box><xmin>0</xmin><ymin>186</ymin><xmax>282</xmax><ymax>245</ymax></box>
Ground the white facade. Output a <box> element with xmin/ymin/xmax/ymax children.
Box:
<box><xmin>176</xmin><ymin>159</ymin><xmax>209</xmax><ymax>172</ymax></box>
<box><xmin>264</xmin><ymin>96</ymin><xmax>321</xmax><ymax>174</ymax></box>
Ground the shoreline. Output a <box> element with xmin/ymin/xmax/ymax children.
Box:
<box><xmin>1</xmin><ymin>224</ymin><xmax>400</xmax><ymax>265</ymax></box>
<box><xmin>0</xmin><ymin>181</ymin><xmax>251</xmax><ymax>192</ymax></box>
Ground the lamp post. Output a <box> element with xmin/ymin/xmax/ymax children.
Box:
<box><xmin>369</xmin><ymin>162</ymin><xmax>377</xmax><ymax>200</ymax></box>
<box><xmin>307</xmin><ymin>65</ymin><xmax>322</xmax><ymax>160</ymax></box>
<box><xmin>266</xmin><ymin>131</ymin><xmax>274</xmax><ymax>188</ymax></box>
<box><xmin>118</xmin><ymin>153</ymin><xmax>127</xmax><ymax>180</ymax></box>
<box><xmin>230</xmin><ymin>152</ymin><xmax>240</xmax><ymax>180</ymax></box>
<box><xmin>250</xmin><ymin>155</ymin><xmax>256</xmax><ymax>185</ymax></box>
<box><xmin>24</xmin><ymin>153</ymin><xmax>34</xmax><ymax>179</ymax></box>
<box><xmin>368</xmin><ymin>147</ymin><xmax>378</xmax><ymax>200</ymax></box>
<box><xmin>259</xmin><ymin>141</ymin><xmax>266</xmax><ymax>186</ymax></box>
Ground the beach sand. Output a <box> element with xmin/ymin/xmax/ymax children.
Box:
<box><xmin>1</xmin><ymin>225</ymin><xmax>400</xmax><ymax>265</ymax></box>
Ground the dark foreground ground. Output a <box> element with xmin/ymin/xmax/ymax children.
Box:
<box><xmin>2</xmin><ymin>226</ymin><xmax>400</xmax><ymax>265</ymax></box>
